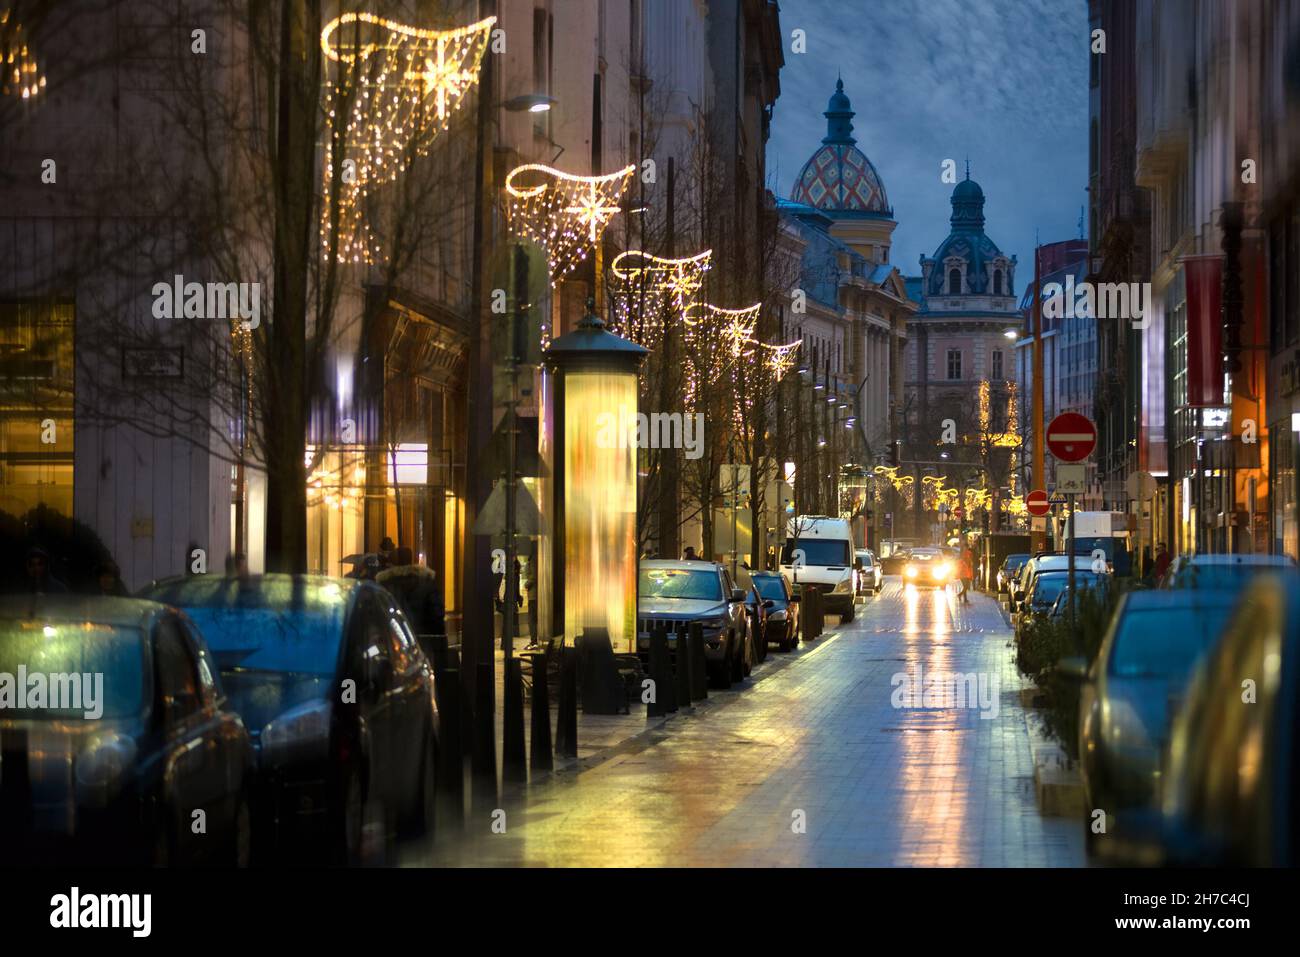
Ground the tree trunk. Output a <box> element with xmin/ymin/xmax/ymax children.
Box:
<box><xmin>263</xmin><ymin>0</ymin><xmax>320</xmax><ymax>574</ymax></box>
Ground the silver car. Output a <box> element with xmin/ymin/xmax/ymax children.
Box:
<box><xmin>855</xmin><ymin>549</ymin><xmax>882</xmax><ymax>594</ymax></box>
<box><xmin>637</xmin><ymin>560</ymin><xmax>752</xmax><ymax>688</ymax></box>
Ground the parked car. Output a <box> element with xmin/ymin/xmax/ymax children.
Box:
<box><xmin>1010</xmin><ymin>553</ymin><xmax>1072</xmax><ymax>612</ymax></box>
<box><xmin>780</xmin><ymin>515</ymin><xmax>858</xmax><ymax>622</ymax></box>
<box><xmin>0</xmin><ymin>596</ymin><xmax>256</xmax><ymax>867</ymax></box>
<box><xmin>1110</xmin><ymin>572</ymin><xmax>1300</xmax><ymax>866</ymax></box>
<box><xmin>1157</xmin><ymin>552</ymin><xmax>1296</xmax><ymax>590</ymax></box>
<box><xmin>734</xmin><ymin>565</ymin><xmax>770</xmax><ymax>665</ymax></box>
<box><xmin>637</xmin><ymin>560</ymin><xmax>751</xmax><ymax>687</ymax></box>
<box><xmin>138</xmin><ymin>575</ymin><xmax>440</xmax><ymax>864</ymax></box>
<box><xmin>997</xmin><ymin>553</ymin><xmax>1030</xmax><ymax>597</ymax></box>
<box><xmin>1063</xmin><ymin>590</ymin><xmax>1238</xmax><ymax>858</ymax></box>
<box><xmin>855</xmin><ymin>549</ymin><xmax>883</xmax><ymax>594</ymax></box>
<box><xmin>751</xmin><ymin>571</ymin><xmax>799</xmax><ymax>652</ymax></box>
<box><xmin>902</xmin><ymin>547</ymin><xmax>953</xmax><ymax>589</ymax></box>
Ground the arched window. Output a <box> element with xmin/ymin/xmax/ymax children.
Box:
<box><xmin>948</xmin><ymin>268</ymin><xmax>961</xmax><ymax>294</ymax></box>
<box><xmin>993</xmin><ymin>270</ymin><xmax>1003</xmax><ymax>296</ymax></box>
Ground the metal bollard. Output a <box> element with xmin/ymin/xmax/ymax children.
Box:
<box><xmin>435</xmin><ymin>648</ymin><xmax>464</xmax><ymax>822</ymax></box>
<box><xmin>674</xmin><ymin>622</ymin><xmax>692</xmax><ymax>708</ymax></box>
<box><xmin>555</xmin><ymin>642</ymin><xmax>578</xmax><ymax>759</ymax></box>
<box><xmin>662</xmin><ymin>626</ymin><xmax>679</xmax><ymax>713</ymax></box>
<box><xmin>529</xmin><ymin>650</ymin><xmax>553</xmax><ymax>773</ymax></box>
<box><xmin>503</xmin><ymin>655</ymin><xmax>527</xmax><ymax>786</ymax></box>
<box><xmin>472</xmin><ymin>659</ymin><xmax>496</xmax><ymax>799</ymax></box>
<box><xmin>647</xmin><ymin>625</ymin><xmax>670</xmax><ymax>718</ymax></box>
<box><xmin>689</xmin><ymin>621</ymin><xmax>708</xmax><ymax>702</ymax></box>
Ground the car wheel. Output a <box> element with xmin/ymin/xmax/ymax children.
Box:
<box><xmin>731</xmin><ymin>634</ymin><xmax>745</xmax><ymax>682</ymax></box>
<box><xmin>842</xmin><ymin>603</ymin><xmax>854</xmax><ymax>624</ymax></box>
<box><xmin>712</xmin><ymin>639</ymin><xmax>733</xmax><ymax>689</ymax></box>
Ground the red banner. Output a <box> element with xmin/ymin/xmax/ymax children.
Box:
<box><xmin>1183</xmin><ymin>254</ymin><xmax>1223</xmax><ymax>408</ymax></box>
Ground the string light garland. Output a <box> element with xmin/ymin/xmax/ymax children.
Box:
<box><xmin>505</xmin><ymin>163</ymin><xmax>636</xmax><ymax>283</ymax></box>
<box><xmin>1</xmin><ymin>8</ymin><xmax>44</xmax><ymax>98</ymax></box>
<box><xmin>757</xmin><ymin>339</ymin><xmax>803</xmax><ymax>380</ymax></box>
<box><xmin>319</xmin><ymin>13</ymin><xmax>495</xmax><ymax>263</ymax></box>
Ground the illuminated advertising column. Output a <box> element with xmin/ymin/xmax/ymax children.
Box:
<box><xmin>544</xmin><ymin>301</ymin><xmax>647</xmax><ymax>653</ymax></box>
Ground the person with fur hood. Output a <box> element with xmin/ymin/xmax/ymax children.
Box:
<box><xmin>376</xmin><ymin>546</ymin><xmax>445</xmax><ymax>656</ymax></box>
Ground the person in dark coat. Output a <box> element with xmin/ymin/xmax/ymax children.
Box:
<box><xmin>19</xmin><ymin>546</ymin><xmax>69</xmax><ymax>595</ymax></box>
<box><xmin>377</xmin><ymin>547</ymin><xmax>445</xmax><ymax>656</ymax></box>
<box><xmin>93</xmin><ymin>561</ymin><xmax>129</xmax><ymax>597</ymax></box>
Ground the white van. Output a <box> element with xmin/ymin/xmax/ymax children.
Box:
<box><xmin>779</xmin><ymin>515</ymin><xmax>857</xmax><ymax>622</ymax></box>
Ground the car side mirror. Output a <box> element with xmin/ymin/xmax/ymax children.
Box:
<box><xmin>730</xmin><ymin>588</ymin><xmax>745</xmax><ymax>603</ymax></box>
<box><xmin>1057</xmin><ymin>656</ymin><xmax>1089</xmax><ymax>681</ymax></box>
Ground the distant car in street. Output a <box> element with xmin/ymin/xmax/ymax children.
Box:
<box><xmin>880</xmin><ymin>548</ymin><xmax>912</xmax><ymax>576</ymax></box>
<box><xmin>997</xmin><ymin>553</ymin><xmax>1029</xmax><ymax>597</ymax></box>
<box><xmin>902</xmin><ymin>548</ymin><xmax>953</xmax><ymax>589</ymax></box>
<box><xmin>779</xmin><ymin>515</ymin><xmax>858</xmax><ymax>622</ymax></box>
<box><xmin>1017</xmin><ymin>569</ymin><xmax>1107</xmax><ymax>623</ymax></box>
<box><xmin>1010</xmin><ymin>553</ymin><xmax>1072</xmax><ymax>613</ymax></box>
<box><xmin>1157</xmin><ymin>552</ymin><xmax>1295</xmax><ymax>590</ymax></box>
<box><xmin>751</xmin><ymin>571</ymin><xmax>799</xmax><ymax>652</ymax></box>
<box><xmin>139</xmin><ymin>575</ymin><xmax>441</xmax><ymax>864</ymax></box>
<box><xmin>637</xmin><ymin>560</ymin><xmax>751</xmax><ymax>687</ymax></box>
<box><xmin>1110</xmin><ymin>572</ymin><xmax>1300</xmax><ymax>866</ymax></box>
<box><xmin>1063</xmin><ymin>590</ymin><xmax>1238</xmax><ymax>857</ymax></box>
<box><xmin>856</xmin><ymin>549</ymin><xmax>883</xmax><ymax>594</ymax></box>
<box><xmin>0</xmin><ymin>596</ymin><xmax>256</xmax><ymax>867</ymax></box>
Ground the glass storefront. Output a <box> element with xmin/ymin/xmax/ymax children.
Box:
<box><xmin>0</xmin><ymin>302</ymin><xmax>74</xmax><ymax>520</ymax></box>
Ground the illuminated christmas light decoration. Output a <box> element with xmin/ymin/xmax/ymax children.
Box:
<box><xmin>504</xmin><ymin>163</ymin><xmax>636</xmax><ymax>283</ymax></box>
<box><xmin>756</xmin><ymin>339</ymin><xmax>803</xmax><ymax>380</ymax></box>
<box><xmin>606</xmin><ymin>249</ymin><xmax>712</xmax><ymax>347</ymax></box>
<box><xmin>704</xmin><ymin>302</ymin><xmax>761</xmax><ymax>358</ymax></box>
<box><xmin>319</xmin><ymin>13</ymin><xmax>495</xmax><ymax>263</ymax></box>
<box><xmin>1</xmin><ymin>8</ymin><xmax>44</xmax><ymax>99</ymax></box>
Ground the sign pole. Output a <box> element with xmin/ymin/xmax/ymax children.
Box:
<box><xmin>1067</xmin><ymin>492</ymin><xmax>1076</xmax><ymax>638</ymax></box>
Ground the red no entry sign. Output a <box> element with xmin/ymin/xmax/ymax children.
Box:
<box><xmin>1026</xmin><ymin>489</ymin><xmax>1050</xmax><ymax>516</ymax></box>
<box><xmin>1047</xmin><ymin>412</ymin><xmax>1097</xmax><ymax>462</ymax></box>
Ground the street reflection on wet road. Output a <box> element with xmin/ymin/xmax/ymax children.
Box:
<box><xmin>405</xmin><ymin>580</ymin><xmax>1082</xmax><ymax>867</ymax></box>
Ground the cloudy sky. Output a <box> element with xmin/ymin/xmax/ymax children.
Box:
<box><xmin>767</xmin><ymin>0</ymin><xmax>1089</xmax><ymax>282</ymax></box>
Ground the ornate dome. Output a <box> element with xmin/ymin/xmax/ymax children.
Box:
<box><xmin>790</xmin><ymin>79</ymin><xmax>892</xmax><ymax>216</ymax></box>
<box><xmin>925</xmin><ymin>174</ymin><xmax>1011</xmax><ymax>296</ymax></box>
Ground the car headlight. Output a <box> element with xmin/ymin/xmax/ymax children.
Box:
<box><xmin>75</xmin><ymin>732</ymin><xmax>137</xmax><ymax>807</ymax></box>
<box><xmin>904</xmin><ymin>565</ymin><xmax>917</xmax><ymax>578</ymax></box>
<box><xmin>261</xmin><ymin>699</ymin><xmax>333</xmax><ymax>768</ymax></box>
<box><xmin>768</xmin><ymin>610</ymin><xmax>788</xmax><ymax>621</ymax></box>
<box><xmin>934</xmin><ymin>562</ymin><xmax>951</xmax><ymax>578</ymax></box>
<box><xmin>832</xmin><ymin>576</ymin><xmax>852</xmax><ymax>593</ymax></box>
<box><xmin>698</xmin><ymin>617</ymin><xmax>726</xmax><ymax>630</ymax></box>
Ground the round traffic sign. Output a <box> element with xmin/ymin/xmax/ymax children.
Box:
<box><xmin>1026</xmin><ymin>489</ymin><xmax>1050</xmax><ymax>517</ymax></box>
<box><xmin>1125</xmin><ymin>469</ymin><xmax>1157</xmax><ymax>501</ymax></box>
<box><xmin>1047</xmin><ymin>412</ymin><xmax>1097</xmax><ymax>462</ymax></box>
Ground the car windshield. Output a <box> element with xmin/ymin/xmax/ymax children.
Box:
<box><xmin>639</xmin><ymin>567</ymin><xmax>722</xmax><ymax>601</ymax></box>
<box><xmin>753</xmin><ymin>575</ymin><xmax>787</xmax><ymax>601</ymax></box>
<box><xmin>1108</xmin><ymin>604</ymin><xmax>1235</xmax><ymax>680</ymax></box>
<box><xmin>0</xmin><ymin>622</ymin><xmax>146</xmax><ymax>720</ymax></box>
<box><xmin>1030</xmin><ymin>573</ymin><xmax>1100</xmax><ymax>606</ymax></box>
<box><xmin>783</xmin><ymin>538</ymin><xmax>851</xmax><ymax>566</ymax></box>
<box><xmin>1004</xmin><ymin>554</ymin><xmax>1029</xmax><ymax>572</ymax></box>
<box><xmin>141</xmin><ymin>578</ymin><xmax>349</xmax><ymax>677</ymax></box>
<box><xmin>857</xmin><ymin>552</ymin><xmax>874</xmax><ymax>567</ymax></box>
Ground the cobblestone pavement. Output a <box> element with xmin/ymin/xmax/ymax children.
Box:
<box><xmin>412</xmin><ymin>580</ymin><xmax>1085</xmax><ymax>867</ymax></box>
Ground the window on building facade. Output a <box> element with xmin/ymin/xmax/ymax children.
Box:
<box><xmin>991</xmin><ymin>349</ymin><xmax>1003</xmax><ymax>380</ymax></box>
<box><xmin>948</xmin><ymin>268</ymin><xmax>961</xmax><ymax>295</ymax></box>
<box><xmin>0</xmin><ymin>302</ymin><xmax>75</xmax><ymax>521</ymax></box>
<box><xmin>533</xmin><ymin>9</ymin><xmax>553</xmax><ymax>137</ymax></box>
<box><xmin>946</xmin><ymin>349</ymin><xmax>962</xmax><ymax>381</ymax></box>
<box><xmin>993</xmin><ymin>270</ymin><xmax>1002</xmax><ymax>296</ymax></box>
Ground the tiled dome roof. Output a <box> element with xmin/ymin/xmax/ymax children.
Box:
<box><xmin>789</xmin><ymin>79</ymin><xmax>892</xmax><ymax>217</ymax></box>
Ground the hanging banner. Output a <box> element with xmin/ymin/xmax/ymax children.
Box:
<box><xmin>1182</xmin><ymin>253</ymin><xmax>1223</xmax><ymax>408</ymax></box>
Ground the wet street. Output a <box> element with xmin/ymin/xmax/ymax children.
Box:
<box><xmin>411</xmin><ymin>580</ymin><xmax>1084</xmax><ymax>867</ymax></box>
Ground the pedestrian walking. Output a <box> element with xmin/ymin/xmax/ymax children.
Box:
<box><xmin>1153</xmin><ymin>543</ymin><xmax>1171</xmax><ymax>582</ymax></box>
<box><xmin>957</xmin><ymin>550</ymin><xmax>974</xmax><ymax>604</ymax></box>
<box><xmin>682</xmin><ymin>545</ymin><xmax>698</xmax><ymax>561</ymax></box>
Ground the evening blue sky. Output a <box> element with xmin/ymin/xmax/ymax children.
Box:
<box><xmin>767</xmin><ymin>0</ymin><xmax>1089</xmax><ymax>285</ymax></box>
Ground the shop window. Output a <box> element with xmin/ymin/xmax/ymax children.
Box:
<box><xmin>0</xmin><ymin>302</ymin><xmax>74</xmax><ymax>521</ymax></box>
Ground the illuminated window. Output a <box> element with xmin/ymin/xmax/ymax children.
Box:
<box><xmin>0</xmin><ymin>302</ymin><xmax>75</xmax><ymax>519</ymax></box>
